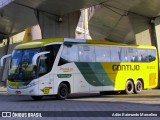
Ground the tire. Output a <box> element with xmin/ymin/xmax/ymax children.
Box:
<box><xmin>31</xmin><ymin>96</ymin><xmax>43</xmax><ymax>100</ymax></box>
<box><xmin>100</xmin><ymin>91</ymin><xmax>119</xmax><ymax>95</ymax></box>
<box><xmin>125</xmin><ymin>80</ymin><xmax>134</xmax><ymax>94</ymax></box>
<box><xmin>57</xmin><ymin>83</ymin><xmax>69</xmax><ymax>100</ymax></box>
<box><xmin>134</xmin><ymin>80</ymin><xmax>143</xmax><ymax>94</ymax></box>
<box><xmin>100</xmin><ymin>91</ymin><xmax>108</xmax><ymax>95</ymax></box>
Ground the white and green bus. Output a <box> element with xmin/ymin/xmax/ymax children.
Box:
<box><xmin>0</xmin><ymin>38</ymin><xmax>158</xmax><ymax>100</ymax></box>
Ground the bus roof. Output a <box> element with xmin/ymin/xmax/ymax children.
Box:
<box><xmin>15</xmin><ymin>38</ymin><xmax>64</xmax><ymax>49</ymax></box>
<box><xmin>15</xmin><ymin>38</ymin><xmax>156</xmax><ymax>49</ymax></box>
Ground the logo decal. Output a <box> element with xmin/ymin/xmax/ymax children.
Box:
<box><xmin>57</xmin><ymin>74</ymin><xmax>72</xmax><ymax>78</ymax></box>
<box><xmin>41</xmin><ymin>87</ymin><xmax>52</xmax><ymax>94</ymax></box>
<box><xmin>60</xmin><ymin>67</ymin><xmax>73</xmax><ymax>72</ymax></box>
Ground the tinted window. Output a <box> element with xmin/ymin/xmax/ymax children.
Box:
<box><xmin>61</xmin><ymin>45</ymin><xmax>68</xmax><ymax>61</ymax></box>
<box><xmin>43</xmin><ymin>45</ymin><xmax>61</xmax><ymax>73</ymax></box>
<box><xmin>68</xmin><ymin>45</ymin><xmax>79</xmax><ymax>62</ymax></box>
<box><xmin>110</xmin><ymin>47</ymin><xmax>121</xmax><ymax>62</ymax></box>
<box><xmin>61</xmin><ymin>45</ymin><xmax>78</xmax><ymax>62</ymax></box>
<box><xmin>119</xmin><ymin>48</ymin><xmax>128</xmax><ymax>62</ymax></box>
<box><xmin>143</xmin><ymin>49</ymin><xmax>156</xmax><ymax>62</ymax></box>
<box><xmin>59</xmin><ymin>45</ymin><xmax>79</xmax><ymax>65</ymax></box>
<box><xmin>95</xmin><ymin>46</ymin><xmax>110</xmax><ymax>62</ymax></box>
<box><xmin>127</xmin><ymin>48</ymin><xmax>138</xmax><ymax>62</ymax></box>
<box><xmin>128</xmin><ymin>48</ymin><xmax>156</xmax><ymax>62</ymax></box>
<box><xmin>79</xmin><ymin>45</ymin><xmax>95</xmax><ymax>62</ymax></box>
<box><xmin>59</xmin><ymin>44</ymin><xmax>156</xmax><ymax>64</ymax></box>
<box><xmin>137</xmin><ymin>49</ymin><xmax>148</xmax><ymax>62</ymax></box>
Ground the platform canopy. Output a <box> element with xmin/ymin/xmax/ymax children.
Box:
<box><xmin>89</xmin><ymin>0</ymin><xmax>160</xmax><ymax>43</ymax></box>
<box><xmin>0</xmin><ymin>0</ymin><xmax>106</xmax><ymax>40</ymax></box>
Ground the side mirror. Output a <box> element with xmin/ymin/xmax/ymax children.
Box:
<box><xmin>32</xmin><ymin>51</ymin><xmax>50</xmax><ymax>66</ymax></box>
<box><xmin>0</xmin><ymin>54</ymin><xmax>11</xmax><ymax>67</ymax></box>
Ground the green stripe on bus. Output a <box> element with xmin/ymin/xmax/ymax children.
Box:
<box><xmin>88</xmin><ymin>63</ymin><xmax>114</xmax><ymax>86</ymax></box>
<box><xmin>75</xmin><ymin>62</ymin><xmax>114</xmax><ymax>86</ymax></box>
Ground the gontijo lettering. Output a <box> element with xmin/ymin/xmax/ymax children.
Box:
<box><xmin>112</xmin><ymin>65</ymin><xmax>140</xmax><ymax>71</ymax></box>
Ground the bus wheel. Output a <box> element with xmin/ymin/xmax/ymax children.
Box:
<box><xmin>31</xmin><ymin>96</ymin><xmax>43</xmax><ymax>100</ymax></box>
<box><xmin>57</xmin><ymin>83</ymin><xmax>69</xmax><ymax>100</ymax></box>
<box><xmin>125</xmin><ymin>80</ymin><xmax>134</xmax><ymax>94</ymax></box>
<box><xmin>134</xmin><ymin>80</ymin><xmax>143</xmax><ymax>94</ymax></box>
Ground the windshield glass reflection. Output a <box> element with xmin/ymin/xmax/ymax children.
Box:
<box><xmin>9</xmin><ymin>48</ymin><xmax>41</xmax><ymax>81</ymax></box>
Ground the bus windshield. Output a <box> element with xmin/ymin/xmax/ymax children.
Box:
<box><xmin>8</xmin><ymin>48</ymin><xmax>41</xmax><ymax>82</ymax></box>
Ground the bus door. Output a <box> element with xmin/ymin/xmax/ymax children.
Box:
<box><xmin>38</xmin><ymin>56</ymin><xmax>54</xmax><ymax>95</ymax></box>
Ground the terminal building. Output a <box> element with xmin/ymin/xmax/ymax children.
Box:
<box><xmin>0</xmin><ymin>7</ymin><xmax>94</xmax><ymax>85</ymax></box>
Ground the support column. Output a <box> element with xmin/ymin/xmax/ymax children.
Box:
<box><xmin>35</xmin><ymin>10</ymin><xmax>80</xmax><ymax>39</ymax></box>
<box><xmin>154</xmin><ymin>17</ymin><xmax>160</xmax><ymax>55</ymax></box>
<box><xmin>1</xmin><ymin>38</ymin><xmax>10</xmax><ymax>86</ymax></box>
<box><xmin>154</xmin><ymin>17</ymin><xmax>160</xmax><ymax>88</ymax></box>
<box><xmin>128</xmin><ymin>13</ymin><xmax>153</xmax><ymax>45</ymax></box>
<box><xmin>0</xmin><ymin>37</ymin><xmax>23</xmax><ymax>86</ymax></box>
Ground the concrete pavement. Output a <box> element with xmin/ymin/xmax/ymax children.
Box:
<box><xmin>0</xmin><ymin>89</ymin><xmax>160</xmax><ymax>120</ymax></box>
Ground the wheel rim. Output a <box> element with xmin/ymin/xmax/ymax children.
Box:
<box><xmin>136</xmin><ymin>82</ymin><xmax>142</xmax><ymax>92</ymax></box>
<box><xmin>127</xmin><ymin>82</ymin><xmax>133</xmax><ymax>93</ymax></box>
<box><xmin>128</xmin><ymin>84</ymin><xmax>132</xmax><ymax>91</ymax></box>
<box><xmin>60</xmin><ymin>87</ymin><xmax>67</xmax><ymax>97</ymax></box>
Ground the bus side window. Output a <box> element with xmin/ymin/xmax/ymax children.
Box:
<box><xmin>68</xmin><ymin>45</ymin><xmax>79</xmax><ymax>62</ymax></box>
<box><xmin>79</xmin><ymin>45</ymin><xmax>95</xmax><ymax>62</ymax></box>
<box><xmin>137</xmin><ymin>49</ymin><xmax>147</xmax><ymax>62</ymax></box>
<box><xmin>119</xmin><ymin>47</ymin><xmax>128</xmax><ymax>62</ymax></box>
<box><xmin>58</xmin><ymin>45</ymin><xmax>78</xmax><ymax>66</ymax></box>
<box><xmin>110</xmin><ymin>47</ymin><xmax>121</xmax><ymax>62</ymax></box>
<box><xmin>127</xmin><ymin>48</ymin><xmax>156</xmax><ymax>62</ymax></box>
<box><xmin>44</xmin><ymin>45</ymin><xmax>61</xmax><ymax>72</ymax></box>
<box><xmin>38</xmin><ymin>57</ymin><xmax>48</xmax><ymax>76</ymax></box>
<box><xmin>127</xmin><ymin>48</ymin><xmax>138</xmax><ymax>62</ymax></box>
<box><xmin>95</xmin><ymin>46</ymin><xmax>110</xmax><ymax>62</ymax></box>
<box><xmin>146</xmin><ymin>49</ymin><xmax>156</xmax><ymax>62</ymax></box>
<box><xmin>59</xmin><ymin>45</ymin><xmax>69</xmax><ymax>66</ymax></box>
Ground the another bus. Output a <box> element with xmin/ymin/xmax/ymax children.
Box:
<box><xmin>0</xmin><ymin>38</ymin><xmax>158</xmax><ymax>100</ymax></box>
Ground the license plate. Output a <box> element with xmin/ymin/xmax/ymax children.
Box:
<box><xmin>15</xmin><ymin>91</ymin><xmax>21</xmax><ymax>94</ymax></box>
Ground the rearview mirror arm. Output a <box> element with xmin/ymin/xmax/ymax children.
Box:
<box><xmin>32</xmin><ymin>51</ymin><xmax>50</xmax><ymax>66</ymax></box>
